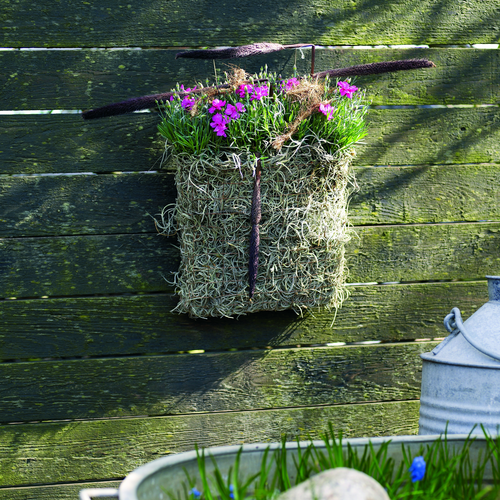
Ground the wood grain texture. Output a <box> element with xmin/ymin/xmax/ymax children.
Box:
<box><xmin>1</xmin><ymin>0</ymin><xmax>499</xmax><ymax>47</ymax></box>
<box><xmin>1</xmin><ymin>48</ymin><xmax>498</xmax><ymax>110</ymax></box>
<box><xmin>347</xmin><ymin>221</ymin><xmax>500</xmax><ymax>283</ymax></box>
<box><xmin>2</xmin><ymin>107</ymin><xmax>500</xmax><ymax>175</ymax></box>
<box><xmin>0</xmin><ymin>342</ymin><xmax>433</xmax><ymax>422</ymax></box>
<box><xmin>1</xmin><ymin>164</ymin><xmax>500</xmax><ymax>238</ymax></box>
<box><xmin>0</xmin><ymin>482</ymin><xmax>121</xmax><ymax>500</ymax></box>
<box><xmin>0</xmin><ymin>233</ymin><xmax>174</xmax><ymax>298</ymax></box>
<box><xmin>0</xmin><ymin>113</ymin><xmax>161</xmax><ymax>175</ymax></box>
<box><xmin>0</xmin><ymin>222</ymin><xmax>498</xmax><ymax>299</ymax></box>
<box><xmin>0</xmin><ymin>282</ymin><xmax>487</xmax><ymax>360</ymax></box>
<box><xmin>0</xmin><ymin>401</ymin><xmax>421</xmax><ymax>487</ymax></box>
<box><xmin>358</xmin><ymin>107</ymin><xmax>500</xmax><ymax>166</ymax></box>
<box><xmin>0</xmin><ymin>0</ymin><xmax>496</xmax><ymax>493</ymax></box>
<box><xmin>0</xmin><ymin>172</ymin><xmax>174</xmax><ymax>237</ymax></box>
<box><xmin>350</xmin><ymin>164</ymin><xmax>500</xmax><ymax>225</ymax></box>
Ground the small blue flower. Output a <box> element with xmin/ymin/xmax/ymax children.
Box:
<box><xmin>409</xmin><ymin>456</ymin><xmax>426</xmax><ymax>482</ymax></box>
<box><xmin>189</xmin><ymin>487</ymin><xmax>201</xmax><ymax>498</ymax></box>
<box><xmin>229</xmin><ymin>484</ymin><xmax>235</xmax><ymax>499</ymax></box>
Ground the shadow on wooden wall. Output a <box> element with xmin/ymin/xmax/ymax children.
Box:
<box><xmin>0</xmin><ymin>0</ymin><xmax>499</xmax><ymax>497</ymax></box>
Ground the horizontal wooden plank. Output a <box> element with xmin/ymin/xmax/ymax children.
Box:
<box><xmin>0</xmin><ymin>222</ymin><xmax>498</xmax><ymax>299</ymax></box>
<box><xmin>1</xmin><ymin>48</ymin><xmax>499</xmax><ymax>110</ymax></box>
<box><xmin>0</xmin><ymin>113</ymin><xmax>161</xmax><ymax>175</ymax></box>
<box><xmin>0</xmin><ymin>234</ymin><xmax>174</xmax><ymax>298</ymax></box>
<box><xmin>2</xmin><ymin>107</ymin><xmax>500</xmax><ymax>175</ymax></box>
<box><xmin>348</xmin><ymin>221</ymin><xmax>500</xmax><ymax>283</ymax></box>
<box><xmin>350</xmin><ymin>164</ymin><xmax>500</xmax><ymax>225</ymax></box>
<box><xmin>0</xmin><ymin>342</ymin><xmax>432</xmax><ymax>422</ymax></box>
<box><xmin>0</xmin><ymin>482</ymin><xmax>121</xmax><ymax>500</ymax></box>
<box><xmin>1</xmin><ymin>0</ymin><xmax>499</xmax><ymax>47</ymax></box>
<box><xmin>1</xmin><ymin>164</ymin><xmax>500</xmax><ymax>238</ymax></box>
<box><xmin>359</xmin><ymin>107</ymin><xmax>500</xmax><ymax>166</ymax></box>
<box><xmin>0</xmin><ymin>282</ymin><xmax>487</xmax><ymax>359</ymax></box>
<box><xmin>0</xmin><ymin>401</ymin><xmax>420</xmax><ymax>486</ymax></box>
<box><xmin>0</xmin><ymin>172</ymin><xmax>174</xmax><ymax>237</ymax></box>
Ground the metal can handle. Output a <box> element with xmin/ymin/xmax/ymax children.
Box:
<box><xmin>443</xmin><ymin>309</ymin><xmax>458</xmax><ymax>334</ymax></box>
<box><xmin>442</xmin><ymin>307</ymin><xmax>500</xmax><ymax>361</ymax></box>
<box><xmin>79</xmin><ymin>488</ymin><xmax>119</xmax><ymax>500</ymax></box>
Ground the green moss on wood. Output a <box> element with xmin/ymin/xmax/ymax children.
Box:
<box><xmin>0</xmin><ymin>172</ymin><xmax>174</xmax><ymax>237</ymax></box>
<box><xmin>0</xmin><ymin>401</ymin><xmax>421</xmax><ymax>486</ymax></box>
<box><xmin>1</xmin><ymin>0</ymin><xmax>499</xmax><ymax>47</ymax></box>
<box><xmin>0</xmin><ymin>342</ymin><xmax>433</xmax><ymax>422</ymax></box>
<box><xmin>0</xmin><ymin>234</ymin><xmax>176</xmax><ymax>298</ymax></box>
<box><xmin>1</xmin><ymin>48</ymin><xmax>498</xmax><ymax>110</ymax></box>
<box><xmin>350</xmin><ymin>164</ymin><xmax>500</xmax><ymax>225</ymax></box>
<box><xmin>347</xmin><ymin>222</ymin><xmax>500</xmax><ymax>283</ymax></box>
<box><xmin>0</xmin><ymin>482</ymin><xmax>121</xmax><ymax>500</ymax></box>
<box><xmin>357</xmin><ymin>107</ymin><xmax>500</xmax><ymax>166</ymax></box>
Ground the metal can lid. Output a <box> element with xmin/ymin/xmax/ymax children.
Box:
<box><xmin>423</xmin><ymin>277</ymin><xmax>500</xmax><ymax>365</ymax></box>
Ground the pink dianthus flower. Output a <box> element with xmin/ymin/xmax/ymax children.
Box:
<box><xmin>209</xmin><ymin>99</ymin><xmax>226</xmax><ymax>113</ymax></box>
<box><xmin>181</xmin><ymin>97</ymin><xmax>196</xmax><ymax>110</ymax></box>
<box><xmin>210</xmin><ymin>113</ymin><xmax>229</xmax><ymax>137</ymax></box>
<box><xmin>285</xmin><ymin>78</ymin><xmax>300</xmax><ymax>90</ymax></box>
<box><xmin>225</xmin><ymin>102</ymin><xmax>246</xmax><ymax>120</ymax></box>
<box><xmin>319</xmin><ymin>103</ymin><xmax>335</xmax><ymax>120</ymax></box>
<box><xmin>250</xmin><ymin>85</ymin><xmax>269</xmax><ymax>101</ymax></box>
<box><xmin>236</xmin><ymin>84</ymin><xmax>254</xmax><ymax>98</ymax></box>
<box><xmin>214</xmin><ymin>127</ymin><xmax>227</xmax><ymax>137</ymax></box>
<box><xmin>337</xmin><ymin>81</ymin><xmax>358</xmax><ymax>98</ymax></box>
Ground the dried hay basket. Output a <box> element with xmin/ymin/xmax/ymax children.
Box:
<box><xmin>159</xmin><ymin>143</ymin><xmax>356</xmax><ymax>319</ymax></box>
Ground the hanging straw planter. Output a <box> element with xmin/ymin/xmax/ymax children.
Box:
<box><xmin>156</xmin><ymin>68</ymin><xmax>366</xmax><ymax>319</ymax></box>
<box><xmin>81</xmin><ymin>43</ymin><xmax>436</xmax><ymax>319</ymax></box>
<box><xmin>161</xmin><ymin>146</ymin><xmax>355</xmax><ymax>319</ymax></box>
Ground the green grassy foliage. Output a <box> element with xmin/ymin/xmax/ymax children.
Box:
<box><xmin>166</xmin><ymin>425</ymin><xmax>500</xmax><ymax>500</ymax></box>
<box><xmin>157</xmin><ymin>67</ymin><xmax>367</xmax><ymax>157</ymax></box>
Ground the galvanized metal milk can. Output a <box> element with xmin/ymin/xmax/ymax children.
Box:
<box><xmin>419</xmin><ymin>276</ymin><xmax>500</xmax><ymax>435</ymax></box>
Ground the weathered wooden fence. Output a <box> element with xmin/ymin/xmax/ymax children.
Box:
<box><xmin>1</xmin><ymin>0</ymin><xmax>499</xmax><ymax>497</ymax></box>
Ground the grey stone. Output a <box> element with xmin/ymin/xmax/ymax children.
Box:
<box><xmin>276</xmin><ymin>467</ymin><xmax>390</xmax><ymax>500</ymax></box>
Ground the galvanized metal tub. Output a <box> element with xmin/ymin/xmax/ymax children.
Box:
<box><xmin>419</xmin><ymin>276</ymin><xmax>500</xmax><ymax>435</ymax></box>
<box><xmin>79</xmin><ymin>434</ymin><xmax>494</xmax><ymax>500</ymax></box>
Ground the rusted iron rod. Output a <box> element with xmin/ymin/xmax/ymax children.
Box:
<box><xmin>82</xmin><ymin>39</ymin><xmax>435</xmax><ymax>120</ymax></box>
<box><xmin>175</xmin><ymin>42</ymin><xmax>315</xmax><ymax>60</ymax></box>
<box><xmin>248</xmin><ymin>159</ymin><xmax>262</xmax><ymax>299</ymax></box>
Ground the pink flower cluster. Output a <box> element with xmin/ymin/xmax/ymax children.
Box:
<box><xmin>208</xmin><ymin>98</ymin><xmax>246</xmax><ymax>137</ymax></box>
<box><xmin>337</xmin><ymin>81</ymin><xmax>358</xmax><ymax>98</ymax></box>
<box><xmin>280</xmin><ymin>77</ymin><xmax>300</xmax><ymax>91</ymax></box>
<box><xmin>236</xmin><ymin>84</ymin><xmax>269</xmax><ymax>101</ymax></box>
<box><xmin>210</xmin><ymin>113</ymin><xmax>229</xmax><ymax>136</ymax></box>
<box><xmin>319</xmin><ymin>103</ymin><xmax>335</xmax><ymax>120</ymax></box>
<box><xmin>181</xmin><ymin>97</ymin><xmax>196</xmax><ymax>110</ymax></box>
